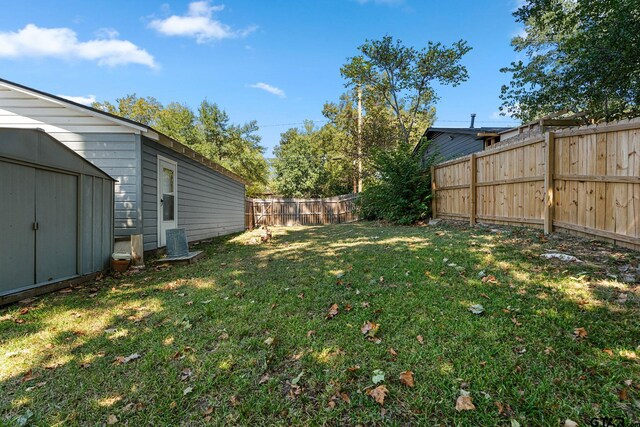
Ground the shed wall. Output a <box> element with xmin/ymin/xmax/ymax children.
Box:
<box><xmin>0</xmin><ymin>129</ymin><xmax>113</xmax><ymax>298</ymax></box>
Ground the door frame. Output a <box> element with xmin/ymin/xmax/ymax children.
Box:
<box><xmin>157</xmin><ymin>155</ymin><xmax>178</xmax><ymax>247</ymax></box>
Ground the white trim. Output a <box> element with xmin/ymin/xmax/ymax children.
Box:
<box><xmin>0</xmin><ymin>81</ymin><xmax>148</xmax><ymax>133</ymax></box>
<box><xmin>157</xmin><ymin>155</ymin><xmax>178</xmax><ymax>247</ymax></box>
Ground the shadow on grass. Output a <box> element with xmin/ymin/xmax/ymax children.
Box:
<box><xmin>0</xmin><ymin>222</ymin><xmax>638</xmax><ymax>426</ymax></box>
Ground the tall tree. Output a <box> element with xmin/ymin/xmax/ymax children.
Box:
<box><xmin>272</xmin><ymin>124</ymin><xmax>331</xmax><ymax>198</ymax></box>
<box><xmin>500</xmin><ymin>0</ymin><xmax>640</xmax><ymax>122</ymax></box>
<box><xmin>341</xmin><ymin>36</ymin><xmax>471</xmax><ymax>146</ymax></box>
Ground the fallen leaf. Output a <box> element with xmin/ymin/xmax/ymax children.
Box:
<box><xmin>361</xmin><ymin>321</ymin><xmax>380</xmax><ymax>338</ymax></box>
<box><xmin>297</xmin><ymin>293</ymin><xmax>304</xmax><ymax>299</ymax></box>
<box><xmin>180</xmin><ymin>368</ymin><xmax>192</xmax><ymax>381</ymax></box>
<box><xmin>264</xmin><ymin>337</ymin><xmax>274</xmax><ymax>346</ymax></box>
<box><xmin>340</xmin><ymin>392</ymin><xmax>351</xmax><ymax>403</ymax></box>
<box><xmin>306</xmin><ymin>330</ymin><xmax>316</xmax><ymax>337</ymax></box>
<box><xmin>344</xmin><ymin>304</ymin><xmax>352</xmax><ymax>312</ymax></box>
<box><xmin>619</xmin><ymin>388</ymin><xmax>629</xmax><ymax>401</ymax></box>
<box><xmin>347</xmin><ymin>365</ymin><xmax>360</xmax><ymax>372</ymax></box>
<box><xmin>259</xmin><ymin>374</ymin><xmax>270</xmax><ymax>384</ymax></box>
<box><xmin>573</xmin><ymin>327</ymin><xmax>588</xmax><ymax>339</ymax></box>
<box><xmin>219</xmin><ymin>332</ymin><xmax>229</xmax><ymax>340</ymax></box>
<box><xmin>291</xmin><ymin>371</ymin><xmax>304</xmax><ymax>385</ymax></box>
<box><xmin>603</xmin><ymin>349</ymin><xmax>614</xmax><ymax>356</ymax></box>
<box><xmin>511</xmin><ymin>317</ymin><xmax>522</xmax><ymax>327</ymax></box>
<box><xmin>21</xmin><ymin>370</ymin><xmax>36</xmax><ymax>383</ymax></box>
<box><xmin>372</xmin><ymin>369</ymin><xmax>385</xmax><ymax>384</ymax></box>
<box><xmin>399</xmin><ymin>370</ymin><xmax>415</xmax><ymax>387</ymax></box>
<box><xmin>455</xmin><ymin>394</ymin><xmax>476</xmax><ymax>411</ymax></box>
<box><xmin>388</xmin><ymin>348</ymin><xmax>398</xmax><ymax>358</ymax></box>
<box><xmin>367</xmin><ymin>385</ymin><xmax>388</xmax><ymax>405</ymax></box>
<box><xmin>469</xmin><ymin>304</ymin><xmax>485</xmax><ymax>315</ymax></box>
<box><xmin>114</xmin><ymin>353</ymin><xmax>141</xmax><ymax>365</ymax></box>
<box><xmin>230</xmin><ymin>395</ymin><xmax>239</xmax><ymax>406</ymax></box>
<box><xmin>107</xmin><ymin>414</ymin><xmax>118</xmax><ymax>425</ymax></box>
<box><xmin>416</xmin><ymin>335</ymin><xmax>424</xmax><ymax>345</ymax></box>
<box><xmin>564</xmin><ymin>419</ymin><xmax>578</xmax><ymax>427</ymax></box>
<box><xmin>326</xmin><ymin>304</ymin><xmax>339</xmax><ymax>320</ymax></box>
<box><xmin>481</xmin><ymin>275</ymin><xmax>498</xmax><ymax>284</ymax></box>
<box><xmin>183</xmin><ymin>386</ymin><xmax>193</xmax><ymax>395</ymax></box>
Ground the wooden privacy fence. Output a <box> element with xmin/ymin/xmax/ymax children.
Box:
<box><xmin>431</xmin><ymin>118</ymin><xmax>640</xmax><ymax>251</ymax></box>
<box><xmin>245</xmin><ymin>194</ymin><xmax>358</xmax><ymax>228</ymax></box>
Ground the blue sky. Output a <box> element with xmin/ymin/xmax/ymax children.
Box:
<box><xmin>0</xmin><ymin>0</ymin><xmax>524</xmax><ymax>155</ymax></box>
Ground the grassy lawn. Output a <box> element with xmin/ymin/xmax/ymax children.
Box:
<box><xmin>1</xmin><ymin>222</ymin><xmax>639</xmax><ymax>426</ymax></box>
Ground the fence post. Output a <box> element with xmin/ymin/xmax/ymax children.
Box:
<box><xmin>469</xmin><ymin>154</ymin><xmax>477</xmax><ymax>225</ymax></box>
<box><xmin>544</xmin><ymin>131</ymin><xmax>556</xmax><ymax>234</ymax></box>
<box><xmin>431</xmin><ymin>165</ymin><xmax>437</xmax><ymax>219</ymax></box>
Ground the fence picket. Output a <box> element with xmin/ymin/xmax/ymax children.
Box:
<box><xmin>431</xmin><ymin>119</ymin><xmax>640</xmax><ymax>251</ymax></box>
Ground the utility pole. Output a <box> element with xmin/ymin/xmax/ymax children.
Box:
<box><xmin>357</xmin><ymin>86</ymin><xmax>363</xmax><ymax>193</ymax></box>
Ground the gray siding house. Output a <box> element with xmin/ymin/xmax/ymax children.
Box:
<box><xmin>414</xmin><ymin>126</ymin><xmax>510</xmax><ymax>164</ymax></box>
<box><xmin>0</xmin><ymin>78</ymin><xmax>247</xmax><ymax>262</ymax></box>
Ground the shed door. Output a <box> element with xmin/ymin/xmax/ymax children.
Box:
<box><xmin>158</xmin><ymin>157</ymin><xmax>178</xmax><ymax>247</ymax></box>
<box><xmin>0</xmin><ymin>161</ymin><xmax>36</xmax><ymax>293</ymax></box>
<box><xmin>35</xmin><ymin>170</ymin><xmax>78</xmax><ymax>283</ymax></box>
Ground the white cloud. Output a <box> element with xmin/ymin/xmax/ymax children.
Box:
<box><xmin>249</xmin><ymin>82</ymin><xmax>285</xmax><ymax>98</ymax></box>
<box><xmin>95</xmin><ymin>27</ymin><xmax>119</xmax><ymax>39</ymax></box>
<box><xmin>0</xmin><ymin>24</ymin><xmax>156</xmax><ymax>68</ymax></box>
<box><xmin>149</xmin><ymin>1</ymin><xmax>257</xmax><ymax>43</ymax></box>
<box><xmin>58</xmin><ymin>94</ymin><xmax>97</xmax><ymax>105</ymax></box>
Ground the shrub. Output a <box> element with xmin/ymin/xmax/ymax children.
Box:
<box><xmin>358</xmin><ymin>143</ymin><xmax>433</xmax><ymax>224</ymax></box>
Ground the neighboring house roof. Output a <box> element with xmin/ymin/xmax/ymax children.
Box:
<box><xmin>413</xmin><ymin>126</ymin><xmax>511</xmax><ymax>154</ymax></box>
<box><xmin>0</xmin><ymin>78</ymin><xmax>247</xmax><ymax>185</ymax></box>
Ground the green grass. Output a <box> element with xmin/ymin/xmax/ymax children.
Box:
<box><xmin>1</xmin><ymin>222</ymin><xmax>639</xmax><ymax>426</ymax></box>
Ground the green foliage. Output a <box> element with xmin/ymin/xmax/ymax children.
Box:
<box><xmin>341</xmin><ymin>35</ymin><xmax>471</xmax><ymax>145</ymax></box>
<box><xmin>358</xmin><ymin>143</ymin><xmax>433</xmax><ymax>224</ymax></box>
<box><xmin>272</xmin><ymin>123</ymin><xmax>351</xmax><ymax>198</ymax></box>
<box><xmin>93</xmin><ymin>95</ymin><xmax>269</xmax><ymax>195</ymax></box>
<box><xmin>501</xmin><ymin>0</ymin><xmax>640</xmax><ymax>122</ymax></box>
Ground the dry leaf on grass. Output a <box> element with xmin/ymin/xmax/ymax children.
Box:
<box><xmin>416</xmin><ymin>335</ymin><xmax>424</xmax><ymax>345</ymax></box>
<box><xmin>107</xmin><ymin>414</ymin><xmax>118</xmax><ymax>425</ymax></box>
<box><xmin>367</xmin><ymin>385</ymin><xmax>388</xmax><ymax>405</ymax></box>
<box><xmin>399</xmin><ymin>370</ymin><xmax>415</xmax><ymax>387</ymax></box>
<box><xmin>564</xmin><ymin>420</ymin><xmax>578</xmax><ymax>427</ymax></box>
<box><xmin>361</xmin><ymin>321</ymin><xmax>380</xmax><ymax>337</ymax></box>
<box><xmin>114</xmin><ymin>353</ymin><xmax>141</xmax><ymax>365</ymax></box>
<box><xmin>573</xmin><ymin>327</ymin><xmax>588</xmax><ymax>339</ymax></box>
<box><xmin>481</xmin><ymin>275</ymin><xmax>498</xmax><ymax>284</ymax></box>
<box><xmin>326</xmin><ymin>304</ymin><xmax>339</xmax><ymax>320</ymax></box>
<box><xmin>455</xmin><ymin>391</ymin><xmax>475</xmax><ymax>411</ymax></box>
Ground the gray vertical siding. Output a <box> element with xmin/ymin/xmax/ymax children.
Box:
<box><xmin>141</xmin><ymin>137</ymin><xmax>245</xmax><ymax>251</ymax></box>
<box><xmin>422</xmin><ymin>132</ymin><xmax>484</xmax><ymax>164</ymax></box>
<box><xmin>0</xmin><ymin>128</ymin><xmax>113</xmax><ymax>297</ymax></box>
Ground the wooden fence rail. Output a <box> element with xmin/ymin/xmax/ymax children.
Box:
<box><xmin>432</xmin><ymin>117</ymin><xmax>640</xmax><ymax>251</ymax></box>
<box><xmin>245</xmin><ymin>194</ymin><xmax>358</xmax><ymax>228</ymax></box>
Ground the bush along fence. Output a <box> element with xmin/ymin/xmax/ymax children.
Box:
<box><xmin>245</xmin><ymin>193</ymin><xmax>358</xmax><ymax>228</ymax></box>
<box><xmin>431</xmin><ymin>117</ymin><xmax>640</xmax><ymax>251</ymax></box>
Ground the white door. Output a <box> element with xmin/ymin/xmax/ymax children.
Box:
<box><xmin>158</xmin><ymin>156</ymin><xmax>177</xmax><ymax>247</ymax></box>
